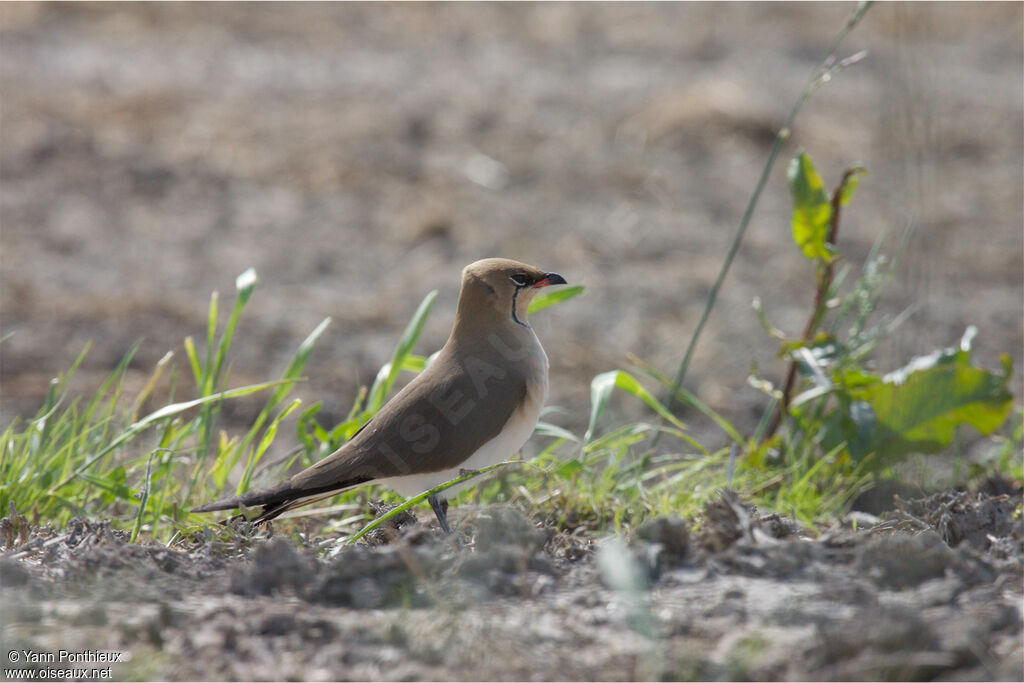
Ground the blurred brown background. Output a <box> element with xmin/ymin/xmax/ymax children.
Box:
<box><xmin>1</xmin><ymin>3</ymin><xmax>1021</xmax><ymax>451</ymax></box>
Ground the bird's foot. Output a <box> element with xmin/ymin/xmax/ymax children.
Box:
<box><xmin>428</xmin><ymin>495</ymin><xmax>452</xmax><ymax>534</ymax></box>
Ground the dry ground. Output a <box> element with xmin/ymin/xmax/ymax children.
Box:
<box><xmin>2</xmin><ymin>491</ymin><xmax>1021</xmax><ymax>681</ymax></box>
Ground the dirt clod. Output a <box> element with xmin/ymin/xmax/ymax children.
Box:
<box><xmin>230</xmin><ymin>536</ymin><xmax>315</xmax><ymax>597</ymax></box>
<box><xmin>4</xmin><ymin>491</ymin><xmax>1021</xmax><ymax>681</ymax></box>
<box><xmin>856</xmin><ymin>530</ymin><xmax>957</xmax><ymax>590</ymax></box>
<box><xmin>896</xmin><ymin>491</ymin><xmax>1021</xmax><ymax>549</ymax></box>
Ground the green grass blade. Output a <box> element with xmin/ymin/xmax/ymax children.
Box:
<box><xmin>237</xmin><ymin>399</ymin><xmax>303</xmax><ymax>494</ymax></box>
<box><xmin>183</xmin><ymin>336</ymin><xmax>203</xmax><ymax>387</ymax></box>
<box><xmin>630</xmin><ymin>355</ymin><xmax>744</xmax><ymax>445</ymax></box>
<box><xmin>528</xmin><ymin>285</ymin><xmax>585</xmax><ymax>315</ymax></box>
<box><xmin>585</xmin><ymin>371</ymin><xmax>619</xmax><ymax>444</ymax></box>
<box><xmin>210</xmin><ymin>269</ymin><xmax>257</xmax><ymax>395</ymax></box>
<box><xmin>534</xmin><ymin>421</ymin><xmax>580</xmax><ymax>443</ymax></box>
<box><xmin>367</xmin><ymin>290</ymin><xmax>437</xmax><ymax>413</ymax></box>
<box><xmin>130</xmin><ymin>449</ymin><xmax>160</xmax><ymax>543</ymax></box>
<box><xmin>586</xmin><ymin>370</ymin><xmax>686</xmax><ymax>445</ymax></box>
<box><xmin>202</xmin><ymin>290</ymin><xmax>219</xmax><ymax>394</ymax></box>
<box><xmin>49</xmin><ymin>379</ymin><xmax>291</xmax><ymax>494</ymax></box>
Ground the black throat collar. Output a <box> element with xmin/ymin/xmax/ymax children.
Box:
<box><xmin>510</xmin><ymin>284</ymin><xmax>530</xmax><ymax>328</ymax></box>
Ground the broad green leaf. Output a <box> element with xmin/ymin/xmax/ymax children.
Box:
<box><xmin>823</xmin><ymin>338</ymin><xmax>1013</xmax><ymax>462</ymax></box>
<box><xmin>788</xmin><ymin>151</ymin><xmax>834</xmax><ymax>262</ymax></box>
<box><xmin>528</xmin><ymin>285</ymin><xmax>585</xmax><ymax>315</ymax></box>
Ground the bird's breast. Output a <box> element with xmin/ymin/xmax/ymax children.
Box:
<box><xmin>520</xmin><ymin>333</ymin><xmax>549</xmax><ymax>422</ymax></box>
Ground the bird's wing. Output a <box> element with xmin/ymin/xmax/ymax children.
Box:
<box><xmin>289</xmin><ymin>350</ymin><xmax>529</xmax><ymax>488</ymax></box>
<box><xmin>191</xmin><ymin>347</ymin><xmax>530</xmax><ymax>518</ymax></box>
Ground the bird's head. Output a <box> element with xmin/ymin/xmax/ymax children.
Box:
<box><xmin>456</xmin><ymin>258</ymin><xmax>567</xmax><ymax>330</ymax></box>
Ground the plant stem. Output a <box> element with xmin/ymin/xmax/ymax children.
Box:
<box><xmin>657</xmin><ymin>1</ymin><xmax>874</xmax><ymax>441</ymax></box>
<box><xmin>766</xmin><ymin>166</ymin><xmax>860</xmax><ymax>438</ymax></box>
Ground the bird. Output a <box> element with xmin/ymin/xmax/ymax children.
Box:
<box><xmin>191</xmin><ymin>258</ymin><xmax>567</xmax><ymax>533</ymax></box>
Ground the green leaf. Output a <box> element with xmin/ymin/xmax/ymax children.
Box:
<box><xmin>402</xmin><ymin>354</ymin><xmax>428</xmax><ymax>374</ymax></box>
<box><xmin>585</xmin><ymin>371</ymin><xmax>619</xmax><ymax>444</ymax></box>
<box><xmin>50</xmin><ymin>379</ymin><xmax>291</xmax><ymax>494</ymax></box>
<box><xmin>585</xmin><ymin>422</ymin><xmax>662</xmax><ymax>454</ymax></box>
<box><xmin>295</xmin><ymin>402</ymin><xmax>323</xmax><ymax>451</ymax></box>
<box><xmin>584</xmin><ymin>370</ymin><xmax>686</xmax><ymax>444</ymax></box>
<box><xmin>837</xmin><ymin>166</ymin><xmax>866</xmax><ymax>206</ymax></box>
<box><xmin>78</xmin><ymin>472</ymin><xmax>134</xmax><ymax>502</ymax></box>
<box><xmin>237</xmin><ymin>399</ymin><xmax>303</xmax><ymax>494</ymax></box>
<box><xmin>823</xmin><ymin>336</ymin><xmax>1014</xmax><ymax>462</ymax></box>
<box><xmin>554</xmin><ymin>458</ymin><xmax>585</xmax><ymax>478</ymax></box>
<box><xmin>212</xmin><ymin>269</ymin><xmax>260</xmax><ymax>393</ymax></box>
<box><xmin>528</xmin><ymin>285</ymin><xmax>585</xmax><ymax>315</ymax></box>
<box><xmin>331</xmin><ymin>418</ymin><xmax>363</xmax><ymax>442</ymax></box>
<box><xmin>183</xmin><ymin>336</ymin><xmax>203</xmax><ymax>387</ymax></box>
<box><xmin>533</xmin><ymin>420</ymin><xmax>580</xmax><ymax>443</ymax></box>
<box><xmin>130</xmin><ymin>449</ymin><xmax>159</xmax><ymax>543</ymax></box>
<box><xmin>203</xmin><ymin>291</ymin><xmax>218</xmax><ymax>393</ymax></box>
<box><xmin>630</xmin><ymin>355</ymin><xmax>744</xmax><ymax>445</ymax></box>
<box><xmin>788</xmin><ymin>151</ymin><xmax>834</xmax><ymax>262</ymax></box>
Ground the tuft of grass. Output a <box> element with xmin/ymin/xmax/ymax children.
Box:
<box><xmin>3</xmin><ymin>197</ymin><xmax>1015</xmax><ymax>544</ymax></box>
<box><xmin>0</xmin><ymin>273</ymin><xmax>589</xmax><ymax>543</ymax></box>
<box><xmin>1</xmin><ymin>269</ymin><xmax>328</xmax><ymax>540</ymax></box>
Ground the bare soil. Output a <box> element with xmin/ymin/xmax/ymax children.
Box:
<box><xmin>2</xmin><ymin>491</ymin><xmax>1022</xmax><ymax>681</ymax></box>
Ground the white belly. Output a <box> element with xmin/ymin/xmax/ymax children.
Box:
<box><xmin>379</xmin><ymin>336</ymin><xmax>549</xmax><ymax>499</ymax></box>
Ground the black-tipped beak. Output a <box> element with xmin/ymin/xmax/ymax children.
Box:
<box><xmin>534</xmin><ymin>272</ymin><xmax>567</xmax><ymax>288</ymax></box>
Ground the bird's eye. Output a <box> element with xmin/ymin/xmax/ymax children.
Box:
<box><xmin>509</xmin><ymin>274</ymin><xmax>528</xmax><ymax>287</ymax></box>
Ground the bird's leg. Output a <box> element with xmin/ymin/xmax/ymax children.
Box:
<box><xmin>428</xmin><ymin>495</ymin><xmax>451</xmax><ymax>534</ymax></box>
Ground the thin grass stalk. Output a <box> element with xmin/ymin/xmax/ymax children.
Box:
<box><xmin>657</xmin><ymin>1</ymin><xmax>875</xmax><ymax>441</ymax></box>
<box><xmin>130</xmin><ymin>449</ymin><xmax>162</xmax><ymax>543</ymax></box>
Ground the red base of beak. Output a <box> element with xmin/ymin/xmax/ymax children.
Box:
<box><xmin>534</xmin><ymin>272</ymin><xmax>567</xmax><ymax>288</ymax></box>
